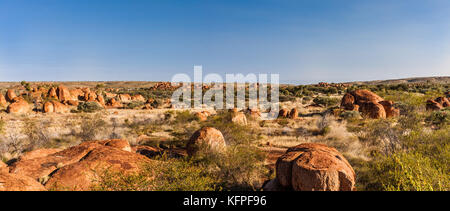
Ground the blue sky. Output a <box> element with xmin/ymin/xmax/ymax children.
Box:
<box><xmin>0</xmin><ymin>0</ymin><xmax>449</xmax><ymax>84</ymax></box>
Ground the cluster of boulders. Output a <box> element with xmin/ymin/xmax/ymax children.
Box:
<box><xmin>278</xmin><ymin>108</ymin><xmax>299</xmax><ymax>119</ymax></box>
<box><xmin>149</xmin><ymin>82</ymin><xmax>180</xmax><ymax>91</ymax></box>
<box><xmin>263</xmin><ymin>143</ymin><xmax>356</xmax><ymax>191</ymax></box>
<box><xmin>317</xmin><ymin>82</ymin><xmax>350</xmax><ymax>88</ymax></box>
<box><xmin>0</xmin><ymin>84</ymin><xmax>173</xmax><ymax>114</ymax></box>
<box><xmin>426</xmin><ymin>96</ymin><xmax>449</xmax><ymax>111</ymax></box>
<box><xmin>341</xmin><ymin>89</ymin><xmax>399</xmax><ymax>118</ymax></box>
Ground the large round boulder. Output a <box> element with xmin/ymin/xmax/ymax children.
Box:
<box><xmin>7</xmin><ymin>99</ymin><xmax>30</xmax><ymax>114</ymax></box>
<box><xmin>186</xmin><ymin>127</ymin><xmax>226</xmax><ymax>156</ymax></box>
<box><xmin>275</xmin><ymin>143</ymin><xmax>355</xmax><ymax>191</ymax></box>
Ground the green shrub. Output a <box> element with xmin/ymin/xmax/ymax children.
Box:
<box><xmin>313</xmin><ymin>96</ymin><xmax>340</xmax><ymax>107</ymax></box>
<box><xmin>425</xmin><ymin>109</ymin><xmax>450</xmax><ymax>127</ymax></box>
<box><xmin>340</xmin><ymin>111</ymin><xmax>361</xmax><ymax>121</ymax></box>
<box><xmin>93</xmin><ymin>159</ymin><xmax>220</xmax><ymax>191</ymax></box>
<box><xmin>359</xmin><ymin>125</ymin><xmax>449</xmax><ymax>191</ymax></box>
<box><xmin>125</xmin><ymin>101</ymin><xmax>144</xmax><ymax>109</ymax></box>
<box><xmin>75</xmin><ymin>102</ymin><xmax>104</xmax><ymax>113</ymax></box>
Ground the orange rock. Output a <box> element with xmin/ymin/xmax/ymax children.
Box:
<box><xmin>278</xmin><ymin>108</ymin><xmax>290</xmax><ymax>118</ymax></box>
<box><xmin>19</xmin><ymin>148</ymin><xmax>63</xmax><ymax>161</ymax></box>
<box><xmin>56</xmin><ymin>85</ymin><xmax>72</xmax><ymax>101</ymax></box>
<box><xmin>340</xmin><ymin>93</ymin><xmax>355</xmax><ymax>110</ymax></box>
<box><xmin>43</xmin><ymin>101</ymin><xmax>70</xmax><ymax>113</ymax></box>
<box><xmin>186</xmin><ymin>127</ymin><xmax>226</xmax><ymax>156</ymax></box>
<box><xmin>379</xmin><ymin>100</ymin><xmax>399</xmax><ymax>118</ymax></box>
<box><xmin>275</xmin><ymin>143</ymin><xmax>355</xmax><ymax>191</ymax></box>
<box><xmin>7</xmin><ymin>99</ymin><xmax>30</xmax><ymax>114</ymax></box>
<box><xmin>358</xmin><ymin>101</ymin><xmax>386</xmax><ymax>119</ymax></box>
<box><xmin>195</xmin><ymin>111</ymin><xmax>208</xmax><ymax>121</ymax></box>
<box><xmin>43</xmin><ymin>101</ymin><xmax>54</xmax><ymax>113</ymax></box>
<box><xmin>426</xmin><ymin>99</ymin><xmax>443</xmax><ymax>111</ymax></box>
<box><xmin>44</xmin><ymin>146</ymin><xmax>152</xmax><ymax>191</ymax></box>
<box><xmin>131</xmin><ymin>94</ymin><xmax>146</xmax><ymax>102</ymax></box>
<box><xmin>350</xmin><ymin>89</ymin><xmax>384</xmax><ymax>104</ymax></box>
<box><xmin>0</xmin><ymin>171</ymin><xmax>47</xmax><ymax>191</ymax></box>
<box><xmin>105</xmin><ymin>92</ymin><xmax>117</xmax><ymax>98</ymax></box>
<box><xmin>118</xmin><ymin>94</ymin><xmax>131</xmax><ymax>103</ymax></box>
<box><xmin>5</xmin><ymin>89</ymin><xmax>17</xmax><ymax>102</ymax></box>
<box><xmin>435</xmin><ymin>97</ymin><xmax>450</xmax><ymax>108</ymax></box>
<box><xmin>47</xmin><ymin>87</ymin><xmax>57</xmax><ymax>99</ymax></box>
<box><xmin>289</xmin><ymin>108</ymin><xmax>298</xmax><ymax>119</ymax></box>
<box><xmin>231</xmin><ymin>112</ymin><xmax>247</xmax><ymax>125</ymax></box>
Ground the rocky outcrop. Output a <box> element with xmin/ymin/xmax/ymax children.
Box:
<box><xmin>274</xmin><ymin>143</ymin><xmax>355</xmax><ymax>191</ymax></box>
<box><xmin>186</xmin><ymin>127</ymin><xmax>226</xmax><ymax>156</ymax></box>
<box><xmin>44</xmin><ymin>146</ymin><xmax>149</xmax><ymax>190</ymax></box>
<box><xmin>8</xmin><ymin>139</ymin><xmax>151</xmax><ymax>191</ymax></box>
<box><xmin>341</xmin><ymin>89</ymin><xmax>397</xmax><ymax>119</ymax></box>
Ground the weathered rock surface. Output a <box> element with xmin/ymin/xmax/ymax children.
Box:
<box><xmin>8</xmin><ymin>139</ymin><xmax>150</xmax><ymax>191</ymax></box>
<box><xmin>275</xmin><ymin>143</ymin><xmax>355</xmax><ymax>191</ymax></box>
<box><xmin>7</xmin><ymin>99</ymin><xmax>30</xmax><ymax>114</ymax></box>
<box><xmin>186</xmin><ymin>127</ymin><xmax>226</xmax><ymax>156</ymax></box>
<box><xmin>0</xmin><ymin>171</ymin><xmax>47</xmax><ymax>191</ymax></box>
<box><xmin>56</xmin><ymin>85</ymin><xmax>72</xmax><ymax>101</ymax></box>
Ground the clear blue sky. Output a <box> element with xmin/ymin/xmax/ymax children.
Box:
<box><xmin>0</xmin><ymin>0</ymin><xmax>449</xmax><ymax>84</ymax></box>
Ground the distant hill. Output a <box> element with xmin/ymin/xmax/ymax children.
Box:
<box><xmin>346</xmin><ymin>76</ymin><xmax>450</xmax><ymax>85</ymax></box>
<box><xmin>0</xmin><ymin>76</ymin><xmax>449</xmax><ymax>89</ymax></box>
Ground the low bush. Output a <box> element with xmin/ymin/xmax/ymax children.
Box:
<box><xmin>75</xmin><ymin>102</ymin><xmax>104</xmax><ymax>113</ymax></box>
